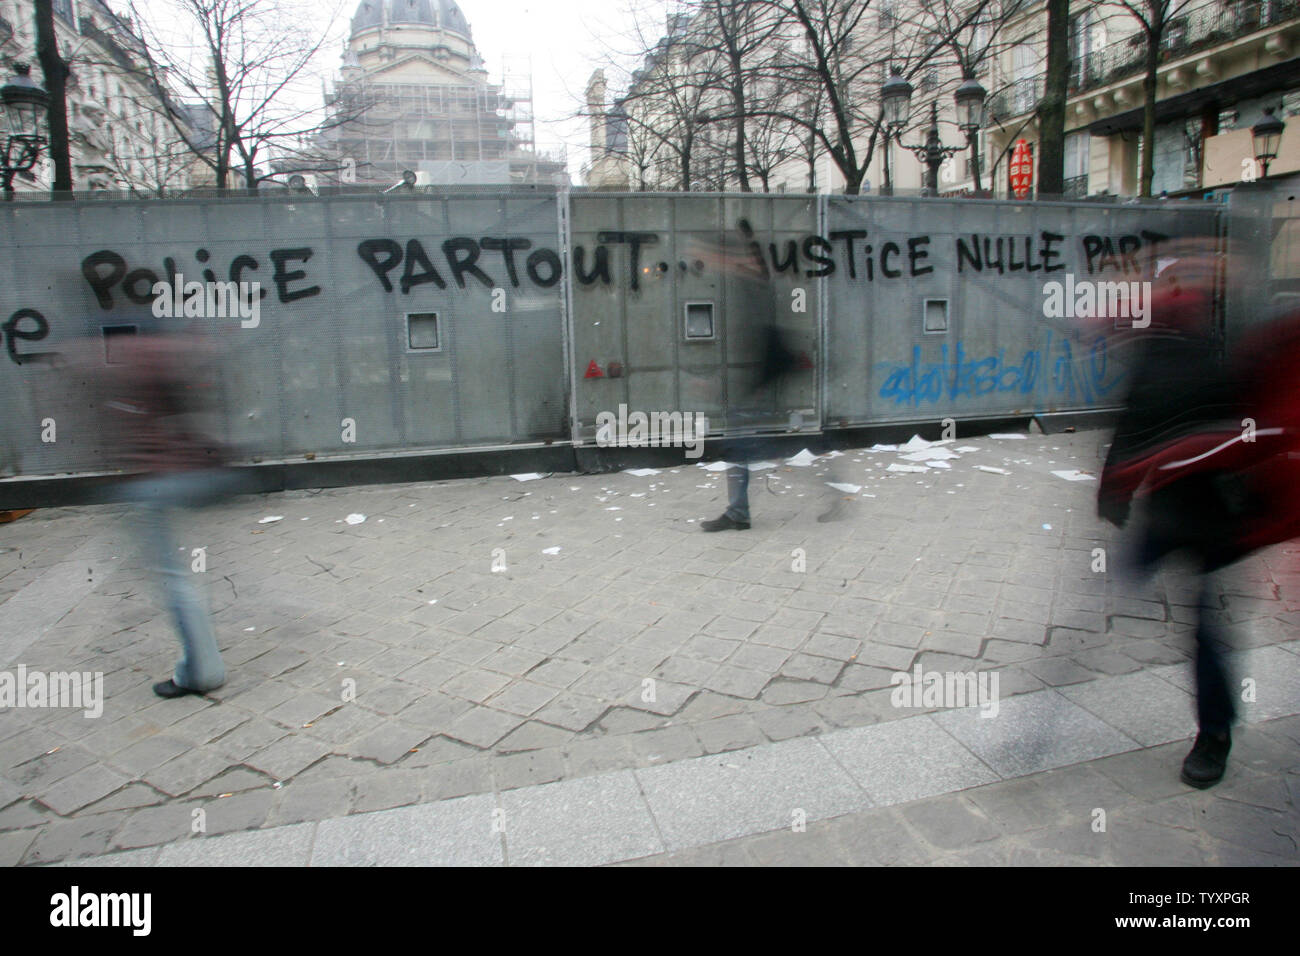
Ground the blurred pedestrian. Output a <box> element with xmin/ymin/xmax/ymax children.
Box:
<box><xmin>1099</xmin><ymin>242</ymin><xmax>1300</xmax><ymax>787</ymax></box>
<box><xmin>93</xmin><ymin>320</ymin><xmax>242</xmax><ymax>698</ymax></box>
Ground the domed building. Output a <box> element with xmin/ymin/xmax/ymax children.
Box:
<box><xmin>322</xmin><ymin>0</ymin><xmax>566</xmax><ymax>187</ymax></box>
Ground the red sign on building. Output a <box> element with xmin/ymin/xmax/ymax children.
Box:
<box><xmin>1009</xmin><ymin>139</ymin><xmax>1034</xmax><ymax>199</ymax></box>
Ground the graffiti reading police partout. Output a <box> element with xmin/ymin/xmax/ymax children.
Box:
<box><xmin>2</xmin><ymin>222</ymin><xmax>1173</xmax><ymax>365</ymax></box>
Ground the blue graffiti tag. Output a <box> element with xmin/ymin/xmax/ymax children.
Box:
<box><xmin>875</xmin><ymin>332</ymin><xmax>1122</xmax><ymax>407</ymax></box>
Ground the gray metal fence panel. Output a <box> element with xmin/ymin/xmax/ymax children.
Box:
<box><xmin>824</xmin><ymin>195</ymin><xmax>1220</xmax><ymax>426</ymax></box>
<box><xmin>567</xmin><ymin>193</ymin><xmax>820</xmax><ymax>444</ymax></box>
<box><xmin>0</xmin><ymin>192</ymin><xmax>569</xmax><ymax>479</ymax></box>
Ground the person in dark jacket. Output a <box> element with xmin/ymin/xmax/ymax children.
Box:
<box><xmin>698</xmin><ymin>230</ymin><xmax>802</xmax><ymax>532</ymax></box>
<box><xmin>1099</xmin><ymin>245</ymin><xmax>1300</xmax><ymax>788</ymax></box>
<box><xmin>94</xmin><ymin>321</ymin><xmax>242</xmax><ymax>698</ymax></box>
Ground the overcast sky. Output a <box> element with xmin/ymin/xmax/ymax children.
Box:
<box><xmin>109</xmin><ymin>0</ymin><xmax>675</xmax><ymax>174</ymax></box>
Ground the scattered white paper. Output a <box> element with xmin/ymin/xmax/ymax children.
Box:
<box><xmin>542</xmin><ymin>547</ymin><xmax>561</xmax><ymax>555</ymax></box>
<box><xmin>955</xmin><ymin>445</ymin><xmax>981</xmax><ymax>453</ymax></box>
<box><xmin>930</xmin><ymin>461</ymin><xmax>951</xmax><ymax>469</ymax></box>
<box><xmin>989</xmin><ymin>433</ymin><xmax>1027</xmax><ymax>440</ymax></box>
<box><xmin>511</xmin><ymin>473</ymin><xmax>544</xmax><ymax>481</ymax></box>
<box><xmin>605</xmin><ymin>507</ymin><xmax>622</xmax><ymax>511</ymax></box>
<box><xmin>975</xmin><ymin>466</ymin><xmax>1011</xmax><ymax>475</ymax></box>
<box><xmin>888</xmin><ymin>463</ymin><xmax>929</xmax><ymax>473</ymax></box>
<box><xmin>747</xmin><ymin>461</ymin><xmax>779</xmax><ymax>471</ymax></box>
<box><xmin>699</xmin><ymin>461</ymin><xmax>734</xmax><ymax>472</ymax></box>
<box><xmin>1051</xmin><ymin>469</ymin><xmax>1097</xmax><ymax>482</ymax></box>
<box><xmin>900</xmin><ymin>448</ymin><xmax>959</xmax><ymax>462</ymax></box>
<box><xmin>900</xmin><ymin>435</ymin><xmax>932</xmax><ymax>451</ymax></box>
<box><xmin>345</xmin><ymin>513</ymin><xmax>366</xmax><ymax>524</ymax></box>
<box><xmin>825</xmin><ymin>450</ymin><xmax>846</xmax><ymax>458</ymax></box>
<box><xmin>826</xmin><ymin>482</ymin><xmax>862</xmax><ymax>494</ymax></box>
<box><xmin>786</xmin><ymin>449</ymin><xmax>818</xmax><ymax>466</ymax></box>
<box><xmin>869</xmin><ymin>444</ymin><xmax>898</xmax><ymax>452</ymax></box>
<box><xmin>258</xmin><ymin>516</ymin><xmax>284</xmax><ymax>524</ymax></box>
<box><xmin>624</xmin><ymin>468</ymin><xmax>661</xmax><ymax>477</ymax></box>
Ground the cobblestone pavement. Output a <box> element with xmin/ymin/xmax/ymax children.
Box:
<box><xmin>1</xmin><ymin>428</ymin><xmax>1297</xmax><ymax>865</ymax></box>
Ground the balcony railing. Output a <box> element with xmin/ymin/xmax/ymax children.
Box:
<box><xmin>989</xmin><ymin>0</ymin><xmax>1300</xmax><ymax>120</ymax></box>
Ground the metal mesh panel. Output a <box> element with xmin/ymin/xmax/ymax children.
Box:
<box><xmin>0</xmin><ymin>192</ymin><xmax>567</xmax><ymax>479</ymax></box>
<box><xmin>824</xmin><ymin>195</ymin><xmax>1220</xmax><ymax>426</ymax></box>
<box><xmin>567</xmin><ymin>193</ymin><xmax>820</xmax><ymax>443</ymax></box>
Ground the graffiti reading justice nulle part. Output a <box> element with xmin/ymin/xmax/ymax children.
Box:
<box><xmin>2</xmin><ymin>224</ymin><xmax>1172</xmax><ymax>365</ymax></box>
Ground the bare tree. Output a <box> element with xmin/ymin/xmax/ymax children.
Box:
<box><xmin>1107</xmin><ymin>0</ymin><xmax>1196</xmax><ymax>197</ymax></box>
<box><xmin>124</xmin><ymin>0</ymin><xmax>356</xmax><ymax>191</ymax></box>
<box><xmin>1038</xmin><ymin>0</ymin><xmax>1069</xmax><ymax>196</ymax></box>
<box><xmin>34</xmin><ymin>0</ymin><xmax>73</xmax><ymax>194</ymax></box>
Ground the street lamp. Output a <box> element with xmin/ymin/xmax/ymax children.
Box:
<box><xmin>1</xmin><ymin>63</ymin><xmax>50</xmax><ymax>200</ymax></box>
<box><xmin>954</xmin><ymin>76</ymin><xmax>987</xmax><ymax>194</ymax></box>
<box><xmin>880</xmin><ymin>68</ymin><xmax>912</xmax><ymax>195</ymax></box>
<box><xmin>1252</xmin><ymin>107</ymin><xmax>1285</xmax><ymax>179</ymax></box>
<box><xmin>898</xmin><ymin>102</ymin><xmax>965</xmax><ymax>197</ymax></box>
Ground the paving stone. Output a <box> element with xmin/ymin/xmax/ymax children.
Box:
<box><xmin>341</xmin><ymin>721</ymin><xmax>430</xmax><ymax>764</ymax></box>
<box><xmin>156</xmin><ymin>822</ymin><xmax>315</xmax><ymax>866</ymax></box>
<box><xmin>311</xmin><ymin>794</ymin><xmax>502</xmax><ymax>866</ymax></box>
<box><xmin>494</xmin><ymin>749</ymin><xmax>567</xmax><ymax>791</ymax></box>
<box><xmin>780</xmin><ymin>653</ymin><xmax>844</xmax><ymax>684</ymax></box>
<box><xmin>266</xmin><ymin>777</ymin><xmax>355</xmax><ymax>827</ymax></box>
<box><xmin>201</xmin><ymin>789</ymin><xmax>276</xmax><ymax>835</ymax></box>
<box><xmin>420</xmin><ymin>757</ymin><xmax>494</xmax><ymax>802</ymax></box>
<box><xmin>532</xmin><ymin>695</ymin><xmax>609</xmax><ymax>733</ymax></box>
<box><xmin>934</xmin><ymin>689</ymin><xmax>1140</xmax><ymax>778</ymax></box>
<box><xmin>624</xmin><ymin>725</ymin><xmax>705</xmax><ymax>766</ymax></box>
<box><xmin>23</xmin><ymin>809</ymin><xmax>132</xmax><ymax>864</ymax></box>
<box><xmin>694</xmin><ymin>715</ymin><xmax>767</xmax><ymax>754</ymax></box>
<box><xmin>446</xmin><ymin>706</ymin><xmax>525</xmax><ymax>748</ymax></box>
<box><xmin>0</xmin><ymin>828</ymin><xmax>37</xmax><ymax>866</ymax></box>
<box><xmin>819</xmin><ymin>808</ymin><xmax>938</xmax><ymax>865</ymax></box>
<box><xmin>245</xmin><ymin>735</ymin><xmax>332</xmax><ymax>781</ymax></box>
<box><xmin>823</xmin><ymin>715</ymin><xmax>999</xmax><ymax>805</ymax></box>
<box><xmin>898</xmin><ymin>794</ymin><xmax>1003</xmax><ymax>849</ymax></box>
<box><xmin>351</xmin><ymin>769</ymin><xmax>425</xmax><ymax>814</ymax></box>
<box><xmin>635</xmin><ymin>738</ymin><xmax>869</xmax><ymax>851</ymax></box>
<box><xmin>36</xmin><ymin>763</ymin><xmax>133</xmax><ymax>815</ymax></box>
<box><xmin>143</xmin><ymin>750</ymin><xmax>239</xmax><ymax>798</ymax></box>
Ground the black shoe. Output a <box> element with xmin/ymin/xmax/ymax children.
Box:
<box><xmin>153</xmin><ymin>679</ymin><xmax>202</xmax><ymax>699</ymax></box>
<box><xmin>700</xmin><ymin>514</ymin><xmax>750</xmax><ymax>532</ymax></box>
<box><xmin>1181</xmin><ymin>730</ymin><xmax>1231</xmax><ymax>789</ymax></box>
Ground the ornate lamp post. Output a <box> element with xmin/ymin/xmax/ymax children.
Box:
<box><xmin>1252</xmin><ymin>107</ymin><xmax>1285</xmax><ymax>179</ymax></box>
<box><xmin>880</xmin><ymin>68</ymin><xmax>912</xmax><ymax>196</ymax></box>
<box><xmin>954</xmin><ymin>76</ymin><xmax>987</xmax><ymax>194</ymax></box>
<box><xmin>899</xmin><ymin>102</ymin><xmax>964</xmax><ymax>197</ymax></box>
<box><xmin>1</xmin><ymin>63</ymin><xmax>50</xmax><ymax>200</ymax></box>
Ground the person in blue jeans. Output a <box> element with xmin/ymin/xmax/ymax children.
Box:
<box><xmin>97</xmin><ymin>329</ymin><xmax>240</xmax><ymax>698</ymax></box>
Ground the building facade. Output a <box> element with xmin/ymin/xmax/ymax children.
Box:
<box><xmin>321</xmin><ymin>0</ymin><xmax>566</xmax><ymax>188</ymax></box>
<box><xmin>587</xmin><ymin>0</ymin><xmax>1300</xmax><ymax>199</ymax></box>
<box><xmin>0</xmin><ymin>0</ymin><xmax>196</xmax><ymax>194</ymax></box>
<box><xmin>985</xmin><ymin>0</ymin><xmax>1300</xmax><ymax>199</ymax></box>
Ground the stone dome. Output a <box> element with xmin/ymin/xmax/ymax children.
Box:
<box><xmin>351</xmin><ymin>0</ymin><xmax>473</xmax><ymax>38</ymax></box>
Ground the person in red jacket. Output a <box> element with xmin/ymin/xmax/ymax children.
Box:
<box><xmin>1099</xmin><ymin>241</ymin><xmax>1300</xmax><ymax>787</ymax></box>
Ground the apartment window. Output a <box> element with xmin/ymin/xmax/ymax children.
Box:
<box><xmin>1283</xmin><ymin>89</ymin><xmax>1300</xmax><ymax>118</ymax></box>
